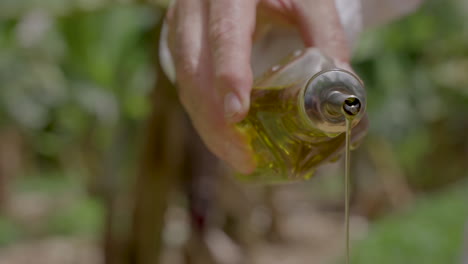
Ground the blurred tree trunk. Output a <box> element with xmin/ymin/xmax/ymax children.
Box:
<box><xmin>125</xmin><ymin>19</ymin><xmax>225</xmax><ymax>262</ymax></box>
<box><xmin>102</xmin><ymin>122</ymin><xmax>136</xmax><ymax>264</ymax></box>
<box><xmin>126</xmin><ymin>17</ymin><xmax>186</xmax><ymax>264</ymax></box>
<box><xmin>128</xmin><ymin>92</ymin><xmax>186</xmax><ymax>264</ymax></box>
<box><xmin>99</xmin><ymin>12</ymin><xmax>183</xmax><ymax>264</ymax></box>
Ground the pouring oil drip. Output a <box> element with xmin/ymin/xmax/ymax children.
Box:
<box><xmin>345</xmin><ymin>118</ymin><xmax>352</xmax><ymax>264</ymax></box>
<box><xmin>342</xmin><ymin>97</ymin><xmax>361</xmax><ymax>264</ymax></box>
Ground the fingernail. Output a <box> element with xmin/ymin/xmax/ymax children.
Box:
<box><xmin>224</xmin><ymin>92</ymin><xmax>243</xmax><ymax>121</ymax></box>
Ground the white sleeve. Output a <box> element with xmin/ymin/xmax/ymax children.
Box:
<box><xmin>159</xmin><ymin>22</ymin><xmax>176</xmax><ymax>83</ymax></box>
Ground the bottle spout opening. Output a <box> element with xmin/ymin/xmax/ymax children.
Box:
<box><xmin>342</xmin><ymin>97</ymin><xmax>361</xmax><ymax>117</ymax></box>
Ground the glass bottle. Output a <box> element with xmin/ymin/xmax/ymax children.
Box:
<box><xmin>236</xmin><ymin>48</ymin><xmax>367</xmax><ymax>183</ymax></box>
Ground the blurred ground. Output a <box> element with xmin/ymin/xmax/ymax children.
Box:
<box><xmin>0</xmin><ymin>175</ymin><xmax>466</xmax><ymax>264</ymax></box>
<box><xmin>0</xmin><ymin>238</ymin><xmax>100</xmax><ymax>264</ymax></box>
<box><xmin>0</xmin><ymin>186</ymin><xmax>367</xmax><ymax>264</ymax></box>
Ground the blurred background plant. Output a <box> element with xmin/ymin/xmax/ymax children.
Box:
<box><xmin>0</xmin><ymin>0</ymin><xmax>466</xmax><ymax>263</ymax></box>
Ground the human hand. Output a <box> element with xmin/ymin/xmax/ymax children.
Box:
<box><xmin>166</xmin><ymin>0</ymin><xmax>351</xmax><ymax>174</ymax></box>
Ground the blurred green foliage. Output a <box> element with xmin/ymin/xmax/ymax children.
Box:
<box><xmin>15</xmin><ymin>171</ymin><xmax>81</xmax><ymax>193</ymax></box>
<box><xmin>47</xmin><ymin>197</ymin><xmax>103</xmax><ymax>236</ymax></box>
<box><xmin>0</xmin><ymin>218</ymin><xmax>22</xmax><ymax>247</ymax></box>
<box><xmin>353</xmin><ymin>0</ymin><xmax>468</xmax><ymax>190</ymax></box>
<box><xmin>348</xmin><ymin>181</ymin><xmax>468</xmax><ymax>263</ymax></box>
<box><xmin>0</xmin><ymin>1</ymin><xmax>159</xmax><ymax>171</ymax></box>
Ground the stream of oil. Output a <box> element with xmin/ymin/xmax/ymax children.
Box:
<box><xmin>344</xmin><ymin>117</ymin><xmax>352</xmax><ymax>264</ymax></box>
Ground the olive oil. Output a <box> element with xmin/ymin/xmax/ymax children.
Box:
<box><xmin>236</xmin><ymin>48</ymin><xmax>367</xmax><ymax>183</ymax></box>
<box><xmin>344</xmin><ymin>117</ymin><xmax>353</xmax><ymax>264</ymax></box>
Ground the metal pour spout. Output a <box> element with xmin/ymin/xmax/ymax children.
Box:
<box><xmin>324</xmin><ymin>91</ymin><xmax>362</xmax><ymax>118</ymax></box>
<box><xmin>343</xmin><ymin>97</ymin><xmax>362</xmax><ymax>116</ymax></box>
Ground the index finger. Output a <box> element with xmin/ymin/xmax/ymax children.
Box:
<box><xmin>208</xmin><ymin>0</ymin><xmax>258</xmax><ymax>123</ymax></box>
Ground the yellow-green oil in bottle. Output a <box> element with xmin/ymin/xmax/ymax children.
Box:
<box><xmin>237</xmin><ymin>84</ymin><xmax>349</xmax><ymax>183</ymax></box>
